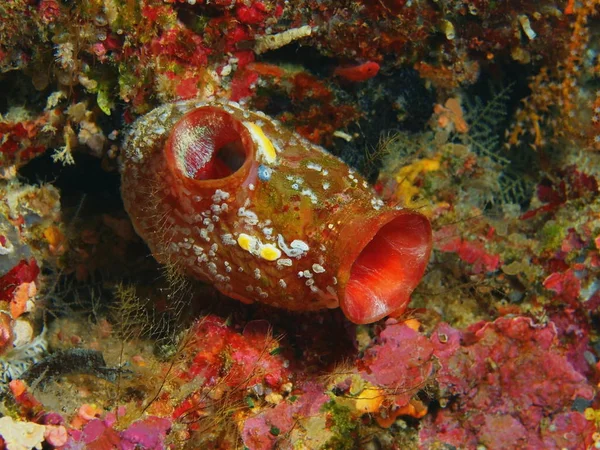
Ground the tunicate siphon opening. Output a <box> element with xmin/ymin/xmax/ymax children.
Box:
<box><xmin>167</xmin><ymin>107</ymin><xmax>253</xmax><ymax>181</ymax></box>
<box><xmin>342</xmin><ymin>212</ymin><xmax>431</xmax><ymax>324</ymax></box>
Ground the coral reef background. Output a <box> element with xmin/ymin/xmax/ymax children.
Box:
<box><xmin>0</xmin><ymin>0</ymin><xmax>599</xmax><ymax>449</ymax></box>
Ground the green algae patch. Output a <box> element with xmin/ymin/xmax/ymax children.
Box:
<box><xmin>322</xmin><ymin>400</ymin><xmax>358</xmax><ymax>450</ymax></box>
<box><xmin>540</xmin><ymin>221</ymin><xmax>567</xmax><ymax>253</ymax></box>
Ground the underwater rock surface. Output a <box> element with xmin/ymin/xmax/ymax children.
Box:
<box><xmin>1</xmin><ymin>0</ymin><xmax>600</xmax><ymax>449</ymax></box>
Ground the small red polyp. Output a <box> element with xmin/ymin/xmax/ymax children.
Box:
<box><xmin>121</xmin><ymin>100</ymin><xmax>432</xmax><ymax>324</ymax></box>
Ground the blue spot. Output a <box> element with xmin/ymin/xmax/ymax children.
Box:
<box><xmin>258</xmin><ymin>165</ymin><xmax>272</xmax><ymax>182</ymax></box>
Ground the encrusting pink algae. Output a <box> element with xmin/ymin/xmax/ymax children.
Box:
<box><xmin>1</xmin><ymin>0</ymin><xmax>600</xmax><ymax>449</ymax></box>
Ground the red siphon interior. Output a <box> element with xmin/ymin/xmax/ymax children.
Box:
<box><xmin>170</xmin><ymin>107</ymin><xmax>251</xmax><ymax>181</ymax></box>
<box><xmin>192</xmin><ymin>140</ymin><xmax>247</xmax><ymax>180</ymax></box>
<box><xmin>343</xmin><ymin>213</ymin><xmax>431</xmax><ymax>324</ymax></box>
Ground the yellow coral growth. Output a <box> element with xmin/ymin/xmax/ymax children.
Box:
<box><xmin>394</xmin><ymin>157</ymin><xmax>441</xmax><ymax>210</ymax></box>
<box><xmin>375</xmin><ymin>398</ymin><xmax>428</xmax><ymax>428</ymax></box>
<box><xmin>352</xmin><ymin>386</ymin><xmax>385</xmax><ymax>414</ymax></box>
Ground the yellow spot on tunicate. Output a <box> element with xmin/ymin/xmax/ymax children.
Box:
<box><xmin>237</xmin><ymin>233</ymin><xmax>255</xmax><ymax>251</ymax></box>
<box><xmin>260</xmin><ymin>244</ymin><xmax>281</xmax><ymax>261</ymax></box>
<box><xmin>244</xmin><ymin>122</ymin><xmax>277</xmax><ymax>163</ymax></box>
<box><xmin>394</xmin><ymin>157</ymin><xmax>441</xmax><ymax>210</ymax></box>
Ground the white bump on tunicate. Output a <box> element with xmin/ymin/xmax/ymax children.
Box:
<box><xmin>300</xmin><ymin>188</ymin><xmax>318</xmax><ymax>204</ymax></box>
<box><xmin>221</xmin><ymin>234</ymin><xmax>236</xmax><ymax>245</ymax></box>
<box><xmin>208</xmin><ymin>262</ymin><xmax>217</xmax><ymax>275</ymax></box>
<box><xmin>212</xmin><ymin>189</ymin><xmax>230</xmax><ymax>202</ymax></box>
<box><xmin>277</xmin><ymin>235</ymin><xmax>309</xmax><ymax>258</ymax></box>
<box><xmin>200</xmin><ymin>228</ymin><xmax>210</xmax><ymax>241</ymax></box>
<box><xmin>277</xmin><ymin>258</ymin><xmax>293</xmax><ymax>267</ymax></box>
<box><xmin>238</xmin><ymin>207</ymin><xmax>259</xmax><ymax>226</ymax></box>
<box><xmin>291</xmin><ymin>240</ymin><xmax>309</xmax><ymax>252</ymax></box>
<box><xmin>312</xmin><ymin>264</ymin><xmax>325</xmax><ymax>273</ymax></box>
<box><xmin>278</xmin><ymin>279</ymin><xmax>287</xmax><ymax>289</ymax></box>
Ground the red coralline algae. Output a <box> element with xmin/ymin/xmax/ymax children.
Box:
<box><xmin>38</xmin><ymin>0</ymin><xmax>61</xmax><ymax>24</ymax></box>
<box><xmin>437</xmin><ymin>234</ymin><xmax>501</xmax><ymax>273</ymax></box>
<box><xmin>543</xmin><ymin>269</ymin><xmax>582</xmax><ymax>306</ymax></box>
<box><xmin>121</xmin><ymin>100</ymin><xmax>432</xmax><ymax>324</ymax></box>
<box><xmin>230</xmin><ymin>70</ymin><xmax>260</xmax><ymax>102</ymax></box>
<box><xmin>0</xmin><ymin>312</ymin><xmax>13</xmax><ymax>355</ymax></box>
<box><xmin>521</xmin><ymin>166</ymin><xmax>599</xmax><ymax>220</ymax></box>
<box><xmin>360</xmin><ymin>322</ymin><xmax>435</xmax><ymax>408</ymax></box>
<box><xmin>241</xmin><ymin>382</ymin><xmax>329</xmax><ymax>449</ymax></box>
<box><xmin>0</xmin><ymin>259</ymin><xmax>40</xmax><ymax>303</ymax></box>
<box><xmin>63</xmin><ymin>413</ymin><xmax>171</xmax><ymax>450</ymax></box>
<box><xmin>420</xmin><ymin>316</ymin><xmax>596</xmax><ymax>449</ymax></box>
<box><xmin>181</xmin><ymin>316</ymin><xmax>291</xmax><ymax>389</ymax></box>
<box><xmin>0</xmin><ymin>115</ymin><xmax>58</xmax><ymax>169</ymax></box>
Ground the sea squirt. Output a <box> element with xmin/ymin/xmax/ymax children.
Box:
<box><xmin>120</xmin><ymin>100</ymin><xmax>432</xmax><ymax>324</ymax></box>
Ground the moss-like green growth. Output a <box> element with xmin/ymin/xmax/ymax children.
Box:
<box><xmin>539</xmin><ymin>220</ymin><xmax>566</xmax><ymax>252</ymax></box>
<box><xmin>322</xmin><ymin>400</ymin><xmax>358</xmax><ymax>450</ymax></box>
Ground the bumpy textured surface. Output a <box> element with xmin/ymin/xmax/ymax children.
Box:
<box><xmin>120</xmin><ymin>100</ymin><xmax>432</xmax><ymax>324</ymax></box>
